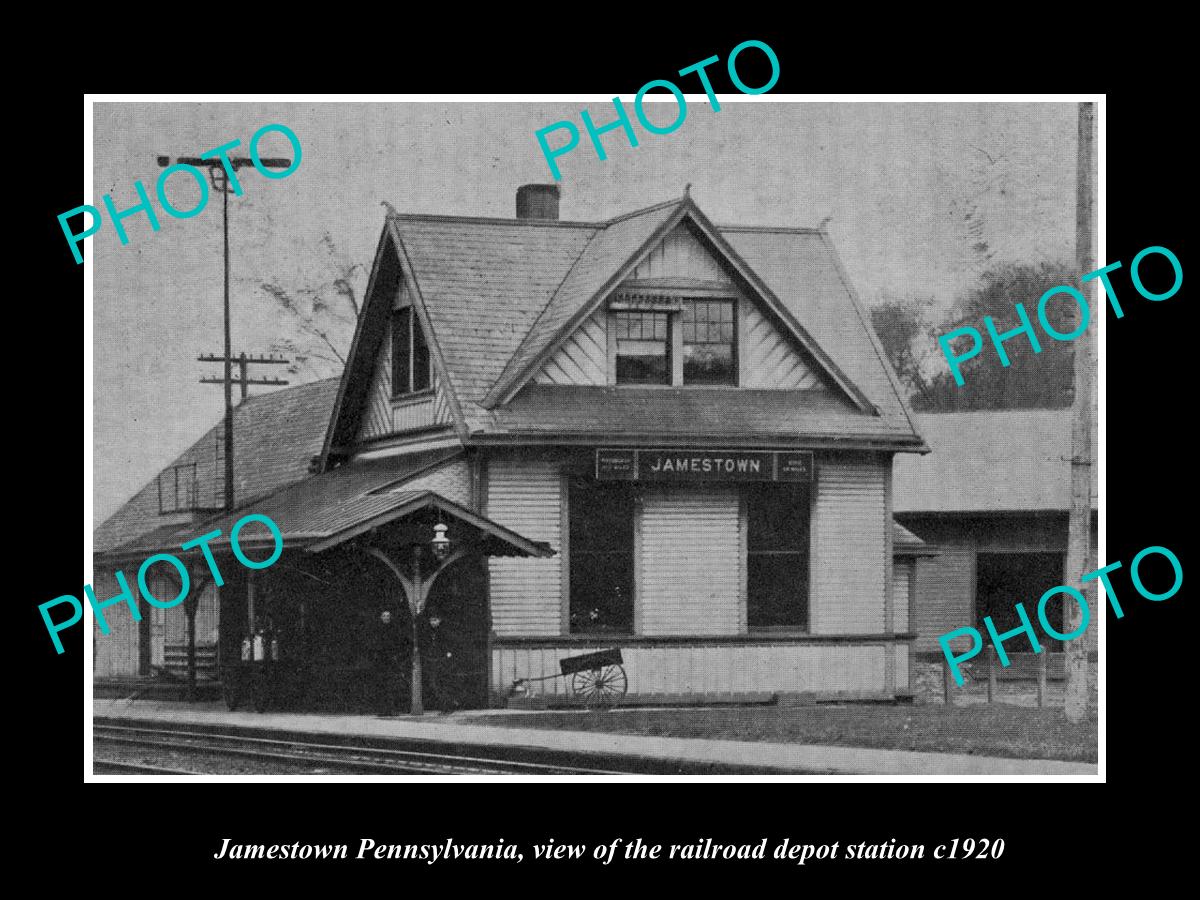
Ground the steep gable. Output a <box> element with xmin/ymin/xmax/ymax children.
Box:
<box><xmin>355</xmin><ymin>276</ymin><xmax>456</xmax><ymax>442</ymax></box>
<box><xmin>532</xmin><ymin>220</ymin><xmax>832</xmax><ymax>392</ymax></box>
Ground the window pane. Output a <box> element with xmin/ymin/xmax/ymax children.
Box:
<box><xmin>682</xmin><ymin>299</ymin><xmax>735</xmax><ymax>385</ymax></box>
<box><xmin>747</xmin><ymin>484</ymin><xmax>810</xmax><ymax>629</ymax></box>
<box><xmin>615</xmin><ymin>312</ymin><xmax>670</xmax><ymax>385</ymax></box>
<box><xmin>747</xmin><ymin>484</ymin><xmax>809</xmax><ymax>551</ymax></box>
<box><xmin>412</xmin><ymin>312</ymin><xmax>431</xmax><ymax>391</ymax></box>
<box><xmin>569</xmin><ymin>479</ymin><xmax>635</xmax><ymax>633</ymax></box>
<box><xmin>392</xmin><ymin>308</ymin><xmax>411</xmax><ymax>395</ymax></box>
<box><xmin>748</xmin><ymin>555</ymin><xmax>809</xmax><ymax>629</ymax></box>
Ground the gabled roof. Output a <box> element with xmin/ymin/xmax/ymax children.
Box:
<box><xmin>95</xmin><ymin>378</ymin><xmax>340</xmax><ymax>555</ymax></box>
<box><xmin>485</xmin><ymin>198</ymin><xmax>682</xmax><ymax>406</ymax></box>
<box><xmin>334</xmin><ymin>195</ymin><xmax>925</xmax><ymax>450</ymax></box>
<box><xmin>893</xmin><ymin>411</ymin><xmax>1097</xmax><ymax>514</ymax></box>
<box><xmin>484</xmin><ymin>196</ymin><xmax>878</xmax><ymax>416</ymax></box>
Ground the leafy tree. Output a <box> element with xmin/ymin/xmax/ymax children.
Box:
<box><xmin>869</xmin><ymin>297</ymin><xmax>936</xmax><ymax>399</ymax></box>
<box><xmin>915</xmin><ymin>261</ymin><xmax>1077</xmax><ymax>411</ymax></box>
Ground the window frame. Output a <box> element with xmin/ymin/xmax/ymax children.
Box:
<box><xmin>391</xmin><ymin>305</ymin><xmax>434</xmax><ymax>399</ymax></box>
<box><xmin>565</xmin><ymin>476</ymin><xmax>637</xmax><ymax>636</ymax></box>
<box><xmin>607</xmin><ymin>292</ymin><xmax>739</xmax><ymax>388</ymax></box>
<box><xmin>745</xmin><ymin>482</ymin><xmax>812</xmax><ymax>632</ymax></box>
<box><xmin>681</xmin><ymin>297</ymin><xmax>738</xmax><ymax>386</ymax></box>
<box><xmin>612</xmin><ymin>309</ymin><xmax>673</xmax><ymax>386</ymax></box>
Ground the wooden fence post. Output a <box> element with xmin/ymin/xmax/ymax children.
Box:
<box><xmin>1037</xmin><ymin>652</ymin><xmax>1047</xmax><ymax>708</ymax></box>
<box><xmin>987</xmin><ymin>646</ymin><xmax>997</xmax><ymax>704</ymax></box>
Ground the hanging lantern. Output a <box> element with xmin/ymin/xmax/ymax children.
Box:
<box><xmin>431</xmin><ymin>522</ymin><xmax>451</xmax><ymax>561</ymax></box>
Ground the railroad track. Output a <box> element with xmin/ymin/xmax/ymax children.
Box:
<box><xmin>93</xmin><ymin>723</ymin><xmax>626</xmax><ymax>775</ymax></box>
<box><xmin>94</xmin><ymin>759</ymin><xmax>202</xmax><ymax>775</ymax></box>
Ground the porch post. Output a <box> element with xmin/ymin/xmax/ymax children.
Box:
<box><xmin>410</xmin><ymin>547</ymin><xmax>424</xmax><ymax>716</ymax></box>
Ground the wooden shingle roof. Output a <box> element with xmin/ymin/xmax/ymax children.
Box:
<box><xmin>94</xmin><ymin>378</ymin><xmax>340</xmax><ymax>555</ymax></box>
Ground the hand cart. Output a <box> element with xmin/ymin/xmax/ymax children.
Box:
<box><xmin>511</xmin><ymin>647</ymin><xmax>627</xmax><ymax>708</ymax></box>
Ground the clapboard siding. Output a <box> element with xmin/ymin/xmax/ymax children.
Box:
<box><xmin>893</xmin><ymin>558</ymin><xmax>912</xmax><ymax>632</ymax></box>
<box><xmin>92</xmin><ymin>570</ymin><xmax>140</xmax><ymax>678</ymax></box>
<box><xmin>811</xmin><ymin>459</ymin><xmax>888</xmax><ymax>634</ymax></box>
<box><xmin>493</xmin><ymin>641</ymin><xmax>892</xmax><ymax>700</ymax></box>
<box><xmin>534</xmin><ymin>311</ymin><xmax>606</xmax><ymax>385</ymax></box>
<box><xmin>911</xmin><ymin>543</ymin><xmax>974</xmax><ymax>652</ymax></box>
<box><xmin>356</xmin><ymin>315</ymin><xmax>455</xmax><ymax>442</ymax></box>
<box><xmin>487</xmin><ymin>457</ymin><xmax>563</xmax><ymax>635</ymax></box>
<box><xmin>639</xmin><ymin>486</ymin><xmax>741</xmax><ymax>635</ymax></box>
<box><xmin>627</xmin><ymin>222</ymin><xmax>732</xmax><ymax>283</ymax></box>
<box><xmin>741</xmin><ymin>303</ymin><xmax>824</xmax><ymax>390</ymax></box>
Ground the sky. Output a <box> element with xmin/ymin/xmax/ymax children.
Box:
<box><xmin>91</xmin><ymin>100</ymin><xmax>1080</xmax><ymax>525</ymax></box>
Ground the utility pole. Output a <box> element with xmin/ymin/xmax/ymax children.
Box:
<box><xmin>200</xmin><ymin>352</ymin><xmax>290</xmax><ymax>402</ymax></box>
<box><xmin>156</xmin><ymin>150</ymin><xmax>291</xmax><ymax>702</ymax></box>
<box><xmin>1064</xmin><ymin>102</ymin><xmax>1096</xmax><ymax>723</ymax></box>
<box><xmin>156</xmin><ymin>152</ymin><xmax>291</xmax><ymax>511</ymax></box>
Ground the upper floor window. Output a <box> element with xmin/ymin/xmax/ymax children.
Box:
<box><xmin>611</xmin><ymin>297</ymin><xmax>737</xmax><ymax>387</ymax></box>
<box><xmin>392</xmin><ymin>306</ymin><xmax>432</xmax><ymax>397</ymax></box>
<box><xmin>614</xmin><ymin>311</ymin><xmax>670</xmax><ymax>385</ymax></box>
<box><xmin>682</xmin><ymin>299</ymin><xmax>735</xmax><ymax>385</ymax></box>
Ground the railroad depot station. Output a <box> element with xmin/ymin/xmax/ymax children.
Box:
<box><xmin>94</xmin><ymin>184</ymin><xmax>1095</xmax><ymax>712</ymax></box>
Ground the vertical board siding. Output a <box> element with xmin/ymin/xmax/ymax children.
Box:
<box><xmin>487</xmin><ymin>457</ymin><xmax>563</xmax><ymax>636</ymax></box>
<box><xmin>358</xmin><ymin>316</ymin><xmax>394</xmax><ymax>441</ymax></box>
<box><xmin>812</xmin><ymin>460</ymin><xmax>887</xmax><ymax>634</ymax></box>
<box><xmin>893</xmin><ymin>559</ymin><xmax>912</xmax><ymax>632</ymax></box>
<box><xmin>741</xmin><ymin>304</ymin><xmax>824</xmax><ymax>390</ymax></box>
<box><xmin>534</xmin><ymin>311</ymin><xmax>606</xmax><ymax>386</ymax></box>
<box><xmin>92</xmin><ymin>570</ymin><xmax>139</xmax><ymax>678</ymax></box>
<box><xmin>639</xmin><ymin>486</ymin><xmax>741</xmax><ymax>636</ymax></box>
<box><xmin>627</xmin><ymin>223</ymin><xmax>732</xmax><ymax>283</ymax></box>
<box><xmin>389</xmin><ymin>458</ymin><xmax>472</xmax><ymax>506</ymax></box>
<box><xmin>492</xmin><ymin>642</ymin><xmax>893</xmax><ymax>699</ymax></box>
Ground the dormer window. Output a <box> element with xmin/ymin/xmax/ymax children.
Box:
<box><xmin>614</xmin><ymin>311</ymin><xmax>670</xmax><ymax>385</ymax></box>
<box><xmin>392</xmin><ymin>306</ymin><xmax>432</xmax><ymax>397</ymax></box>
<box><xmin>682</xmin><ymin>299</ymin><xmax>735</xmax><ymax>385</ymax></box>
<box><xmin>610</xmin><ymin>295</ymin><xmax>737</xmax><ymax>386</ymax></box>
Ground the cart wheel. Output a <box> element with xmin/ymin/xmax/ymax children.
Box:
<box><xmin>571</xmin><ymin>665</ymin><xmax>627</xmax><ymax>709</ymax></box>
<box><xmin>222</xmin><ymin>679</ymin><xmax>240</xmax><ymax>711</ymax></box>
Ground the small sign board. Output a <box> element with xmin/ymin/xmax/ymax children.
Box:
<box><xmin>596</xmin><ymin>449</ymin><xmax>814</xmax><ymax>482</ymax></box>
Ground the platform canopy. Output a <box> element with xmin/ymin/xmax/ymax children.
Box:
<box><xmin>106</xmin><ymin>459</ymin><xmax>554</xmax><ymax>562</ymax></box>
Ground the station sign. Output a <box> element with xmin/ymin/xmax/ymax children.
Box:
<box><xmin>596</xmin><ymin>449</ymin><xmax>813</xmax><ymax>482</ymax></box>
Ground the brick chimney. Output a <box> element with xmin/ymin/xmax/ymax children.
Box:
<box><xmin>516</xmin><ymin>183</ymin><xmax>560</xmax><ymax>221</ymax></box>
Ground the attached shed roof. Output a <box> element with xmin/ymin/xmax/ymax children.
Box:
<box><xmin>180</xmin><ymin>457</ymin><xmax>551</xmax><ymax>558</ymax></box>
<box><xmin>892</xmin><ymin>521</ymin><xmax>937</xmax><ymax>556</ymax></box>
<box><xmin>893</xmin><ymin>410</ymin><xmax>1097</xmax><ymax>514</ymax></box>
